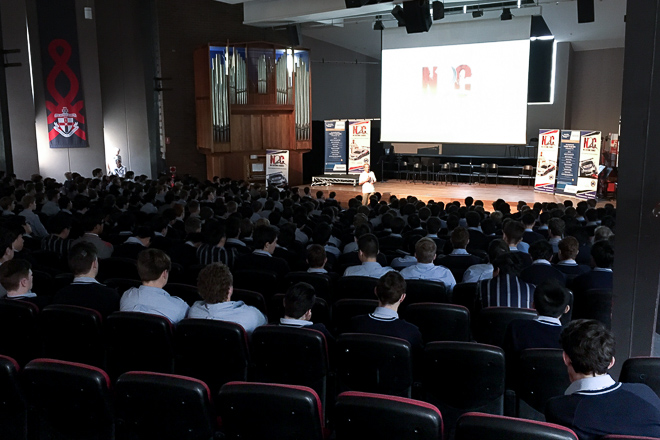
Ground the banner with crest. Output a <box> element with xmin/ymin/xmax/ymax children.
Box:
<box><xmin>37</xmin><ymin>0</ymin><xmax>88</xmax><ymax>148</ymax></box>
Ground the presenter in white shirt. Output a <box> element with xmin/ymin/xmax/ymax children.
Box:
<box><xmin>359</xmin><ymin>163</ymin><xmax>376</xmax><ymax>206</ymax></box>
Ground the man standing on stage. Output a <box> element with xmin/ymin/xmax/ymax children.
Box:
<box><xmin>359</xmin><ymin>163</ymin><xmax>376</xmax><ymax>206</ymax></box>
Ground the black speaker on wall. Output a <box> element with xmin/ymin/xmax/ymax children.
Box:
<box><xmin>432</xmin><ymin>1</ymin><xmax>444</xmax><ymax>20</ymax></box>
<box><xmin>287</xmin><ymin>24</ymin><xmax>302</xmax><ymax>46</ymax></box>
<box><xmin>403</xmin><ymin>0</ymin><xmax>432</xmax><ymax>33</ymax></box>
<box><xmin>577</xmin><ymin>0</ymin><xmax>594</xmax><ymax>23</ymax></box>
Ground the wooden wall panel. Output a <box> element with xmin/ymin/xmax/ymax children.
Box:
<box><xmin>262</xmin><ymin>114</ymin><xmax>291</xmax><ymax>150</ymax></box>
<box><xmin>193</xmin><ymin>46</ymin><xmax>212</xmax><ymax>153</ymax></box>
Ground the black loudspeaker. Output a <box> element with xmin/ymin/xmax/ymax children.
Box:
<box><xmin>287</xmin><ymin>24</ymin><xmax>302</xmax><ymax>47</ymax></box>
<box><xmin>403</xmin><ymin>0</ymin><xmax>432</xmax><ymax>33</ymax></box>
<box><xmin>432</xmin><ymin>1</ymin><xmax>444</xmax><ymax>20</ymax></box>
<box><xmin>577</xmin><ymin>0</ymin><xmax>594</xmax><ymax>23</ymax></box>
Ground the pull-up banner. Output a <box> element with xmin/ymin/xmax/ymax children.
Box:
<box><xmin>534</xmin><ymin>129</ymin><xmax>559</xmax><ymax>193</ymax></box>
<box><xmin>556</xmin><ymin>130</ymin><xmax>601</xmax><ymax>199</ymax></box>
<box><xmin>37</xmin><ymin>0</ymin><xmax>88</xmax><ymax>148</ymax></box>
<box><xmin>324</xmin><ymin>120</ymin><xmax>347</xmax><ymax>174</ymax></box>
<box><xmin>348</xmin><ymin>120</ymin><xmax>371</xmax><ymax>173</ymax></box>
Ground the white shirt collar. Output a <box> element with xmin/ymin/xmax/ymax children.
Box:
<box><xmin>280</xmin><ymin>317</ymin><xmax>312</xmax><ymax>327</ymax></box>
<box><xmin>558</xmin><ymin>259</ymin><xmax>577</xmax><ymax>266</ymax></box>
<box><xmin>253</xmin><ymin>249</ymin><xmax>272</xmax><ymax>257</ymax></box>
<box><xmin>372</xmin><ymin>306</ymin><xmax>398</xmax><ymax>319</ymax></box>
<box><xmin>536</xmin><ymin>315</ymin><xmax>562</xmax><ymax>326</ymax></box>
<box><xmin>451</xmin><ymin>248</ymin><xmax>469</xmax><ymax>255</ymax></box>
<box><xmin>307</xmin><ymin>267</ymin><xmax>328</xmax><ymax>274</ymax></box>
<box><xmin>594</xmin><ymin>267</ymin><xmax>613</xmax><ymax>272</ymax></box>
<box><xmin>533</xmin><ymin>259</ymin><xmax>552</xmax><ymax>265</ymax></box>
<box><xmin>565</xmin><ymin>374</ymin><xmax>617</xmax><ymax>395</ymax></box>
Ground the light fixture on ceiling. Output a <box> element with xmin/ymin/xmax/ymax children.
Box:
<box><xmin>373</xmin><ymin>16</ymin><xmax>385</xmax><ymax>30</ymax></box>
<box><xmin>472</xmin><ymin>9</ymin><xmax>483</xmax><ymax>18</ymax></box>
<box><xmin>501</xmin><ymin>8</ymin><xmax>513</xmax><ymax>20</ymax></box>
<box><xmin>392</xmin><ymin>5</ymin><xmax>406</xmax><ymax>27</ymax></box>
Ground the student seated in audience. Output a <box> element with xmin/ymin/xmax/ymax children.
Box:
<box><xmin>547</xmin><ymin>217</ymin><xmax>565</xmax><ymax>254</ymax></box>
<box><xmin>52</xmin><ymin>241</ymin><xmax>120</xmax><ymax>318</ymax></box>
<box><xmin>462</xmin><ymin>239</ymin><xmax>509</xmax><ymax>284</ymax></box>
<box><xmin>113</xmin><ymin>226</ymin><xmax>152</xmax><ymax>260</ymax></box>
<box><xmin>19</xmin><ymin>195</ymin><xmax>48</xmax><ymax>238</ymax></box>
<box><xmin>502</xmin><ymin>220</ymin><xmax>532</xmax><ymax>265</ymax></box>
<box><xmin>233</xmin><ymin>224</ymin><xmax>290</xmax><ymax>276</ymax></box>
<box><xmin>188</xmin><ymin>262</ymin><xmax>267</xmax><ymax>335</ymax></box>
<box><xmin>520</xmin><ymin>240</ymin><xmax>567</xmax><ymax>286</ymax></box>
<box><xmin>400</xmin><ymin>237</ymin><xmax>456</xmax><ymax>291</ymax></box>
<box><xmin>306</xmin><ymin>244</ymin><xmax>329</xmax><ymax>274</ymax></box>
<box><xmin>41</xmin><ymin>213</ymin><xmax>73</xmax><ymax>257</ymax></box>
<box><xmin>435</xmin><ymin>227</ymin><xmax>482</xmax><ymax>281</ymax></box>
<box><xmin>279</xmin><ymin>281</ymin><xmax>334</xmax><ymax>343</ymax></box>
<box><xmin>119</xmin><ymin>248</ymin><xmax>189</xmax><ymax>324</ymax></box>
<box><xmin>343</xmin><ymin>233</ymin><xmax>394</xmax><ymax>278</ymax></box>
<box><xmin>0</xmin><ymin>259</ymin><xmax>49</xmax><ymax>309</ymax></box>
<box><xmin>555</xmin><ymin>236</ymin><xmax>591</xmax><ymax>278</ymax></box>
<box><xmin>546</xmin><ymin>319</ymin><xmax>660</xmax><ymax>440</ymax></box>
<box><xmin>479</xmin><ymin>253</ymin><xmax>535</xmax><ymax>309</ymax></box>
<box><xmin>196</xmin><ymin>222</ymin><xmax>234</xmax><ymax>268</ymax></box>
<box><xmin>73</xmin><ymin>212</ymin><xmax>114</xmax><ymax>259</ymax></box>
<box><xmin>571</xmin><ymin>240</ymin><xmax>614</xmax><ymax>294</ymax></box>
<box><xmin>351</xmin><ymin>271</ymin><xmax>423</xmax><ymax>353</ymax></box>
<box><xmin>522</xmin><ymin>212</ymin><xmax>544</xmax><ymax>245</ymax></box>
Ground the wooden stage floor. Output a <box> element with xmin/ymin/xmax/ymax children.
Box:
<box><xmin>308</xmin><ymin>179</ymin><xmax>616</xmax><ymax>208</ymax></box>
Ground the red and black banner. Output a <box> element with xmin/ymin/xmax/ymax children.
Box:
<box><xmin>36</xmin><ymin>0</ymin><xmax>88</xmax><ymax>148</ymax></box>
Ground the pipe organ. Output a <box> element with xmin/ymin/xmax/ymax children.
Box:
<box><xmin>194</xmin><ymin>43</ymin><xmax>312</xmax><ymax>183</ymax></box>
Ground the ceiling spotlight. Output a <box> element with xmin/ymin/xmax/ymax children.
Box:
<box><xmin>392</xmin><ymin>5</ymin><xmax>406</xmax><ymax>27</ymax></box>
<box><xmin>501</xmin><ymin>8</ymin><xmax>513</xmax><ymax>20</ymax></box>
<box><xmin>373</xmin><ymin>19</ymin><xmax>385</xmax><ymax>30</ymax></box>
<box><xmin>472</xmin><ymin>10</ymin><xmax>483</xmax><ymax>18</ymax></box>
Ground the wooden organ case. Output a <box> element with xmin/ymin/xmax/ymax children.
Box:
<box><xmin>194</xmin><ymin>43</ymin><xmax>311</xmax><ymax>184</ymax></box>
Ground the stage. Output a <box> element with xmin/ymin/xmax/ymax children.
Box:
<box><xmin>308</xmin><ymin>179</ymin><xmax>616</xmax><ymax>208</ymax></box>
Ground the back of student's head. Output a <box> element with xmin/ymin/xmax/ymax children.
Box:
<box><xmin>465</xmin><ymin>211</ymin><xmax>481</xmax><ymax>228</ymax></box>
<box><xmin>0</xmin><ymin>258</ymin><xmax>31</xmax><ymax>292</ymax></box>
<box><xmin>415</xmin><ymin>237</ymin><xmax>437</xmax><ymax>264</ymax></box>
<box><xmin>81</xmin><ymin>212</ymin><xmax>103</xmax><ymax>233</ymax></box>
<box><xmin>529</xmin><ymin>240</ymin><xmax>554</xmax><ymax>262</ymax></box>
<box><xmin>534</xmin><ymin>279</ymin><xmax>570</xmax><ymax>318</ymax></box>
<box><xmin>376</xmin><ymin>271</ymin><xmax>406</xmax><ymax>305</ymax></box>
<box><xmin>357</xmin><ymin>233</ymin><xmax>379</xmax><ymax>258</ymax></box>
<box><xmin>137</xmin><ymin>248</ymin><xmax>171</xmax><ymax>282</ymax></box>
<box><xmin>591</xmin><ymin>240</ymin><xmax>614</xmax><ymax>268</ymax></box>
<box><xmin>306</xmin><ymin>244</ymin><xmax>326</xmax><ymax>268</ymax></box>
<box><xmin>548</xmin><ymin>218</ymin><xmax>565</xmax><ymax>237</ymax></box>
<box><xmin>68</xmin><ymin>242</ymin><xmax>98</xmax><ymax>276</ymax></box>
<box><xmin>197</xmin><ymin>263</ymin><xmax>232</xmax><ymax>304</ymax></box>
<box><xmin>492</xmin><ymin>253</ymin><xmax>522</xmax><ymax>276</ymax></box>
<box><xmin>486</xmin><ymin>239</ymin><xmax>509</xmax><ymax>263</ymax></box>
<box><xmin>450</xmin><ymin>227</ymin><xmax>469</xmax><ymax>249</ymax></box>
<box><xmin>503</xmin><ymin>221</ymin><xmax>525</xmax><ymax>243</ymax></box>
<box><xmin>558</xmin><ymin>236</ymin><xmax>579</xmax><ymax>259</ymax></box>
<box><xmin>48</xmin><ymin>212</ymin><xmax>72</xmax><ymax>235</ymax></box>
<box><xmin>284</xmin><ymin>282</ymin><xmax>316</xmax><ymax>319</ymax></box>
<box><xmin>252</xmin><ymin>225</ymin><xmax>278</xmax><ymax>249</ymax></box>
<box><xmin>426</xmin><ymin>217</ymin><xmax>441</xmax><ymax>235</ymax></box>
<box><xmin>391</xmin><ymin>216</ymin><xmax>405</xmax><ymax>234</ymax></box>
<box><xmin>561</xmin><ymin>319</ymin><xmax>614</xmax><ymax>375</ymax></box>
<box><xmin>521</xmin><ymin>212</ymin><xmax>535</xmax><ymax>227</ymax></box>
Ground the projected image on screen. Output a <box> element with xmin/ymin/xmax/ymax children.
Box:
<box><xmin>381</xmin><ymin>40</ymin><xmax>531</xmax><ymax>144</ymax></box>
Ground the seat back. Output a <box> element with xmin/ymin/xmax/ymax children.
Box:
<box><xmin>335</xmin><ymin>276</ymin><xmax>379</xmax><ymax>300</ymax></box>
<box><xmin>251</xmin><ymin>325</ymin><xmax>329</xmax><ymax>407</ymax></box>
<box><xmin>404</xmin><ymin>303</ymin><xmax>471</xmax><ymax>343</ymax></box>
<box><xmin>456</xmin><ymin>412</ymin><xmax>578</xmax><ymax>440</ymax></box>
<box><xmin>402</xmin><ymin>280</ymin><xmax>450</xmax><ymax>309</ymax></box>
<box><xmin>284</xmin><ymin>272</ymin><xmax>332</xmax><ymax>300</ymax></box>
<box><xmin>602</xmin><ymin>436</ymin><xmax>660</xmax><ymax>440</ymax></box>
<box><xmin>104</xmin><ymin>277</ymin><xmax>141</xmax><ymax>293</ymax></box>
<box><xmin>572</xmin><ymin>288</ymin><xmax>613</xmax><ymax>329</ymax></box>
<box><xmin>31</xmin><ymin>270</ymin><xmax>54</xmax><ymax>296</ymax></box>
<box><xmin>269</xmin><ymin>293</ymin><xmax>329</xmax><ymax>325</ymax></box>
<box><xmin>174</xmin><ymin>319</ymin><xmax>249</xmax><ymax>394</ymax></box>
<box><xmin>40</xmin><ymin>305</ymin><xmax>104</xmax><ymax>367</ymax></box>
<box><xmin>335</xmin><ymin>391</ymin><xmax>443</xmax><ymax>440</ymax></box>
<box><xmin>516</xmin><ymin>349</ymin><xmax>570</xmax><ymax>417</ymax></box>
<box><xmin>97</xmin><ymin>257</ymin><xmax>139</xmax><ymax>282</ymax></box>
<box><xmin>423</xmin><ymin>342</ymin><xmax>506</xmax><ymax>431</ymax></box>
<box><xmin>163</xmin><ymin>283</ymin><xmax>202</xmax><ymax>306</ymax></box>
<box><xmin>337</xmin><ymin>333</ymin><xmax>413</xmax><ymax>397</ymax></box>
<box><xmin>115</xmin><ymin>371</ymin><xmax>216</xmax><ymax>440</ymax></box>
<box><xmin>105</xmin><ymin>312</ymin><xmax>175</xmax><ymax>379</ymax></box>
<box><xmin>0</xmin><ymin>355</ymin><xmax>27</xmax><ymax>440</ymax></box>
<box><xmin>620</xmin><ymin>357</ymin><xmax>660</xmax><ymax>398</ymax></box>
<box><xmin>233</xmin><ymin>270</ymin><xmax>279</xmax><ymax>299</ymax></box>
<box><xmin>475</xmin><ymin>307</ymin><xmax>537</xmax><ymax>348</ymax></box>
<box><xmin>23</xmin><ymin>358</ymin><xmax>113</xmax><ymax>440</ymax></box>
<box><xmin>218</xmin><ymin>381</ymin><xmax>325</xmax><ymax>440</ymax></box>
<box><xmin>332</xmin><ymin>299</ymin><xmax>379</xmax><ymax>335</ymax></box>
<box><xmin>0</xmin><ymin>299</ymin><xmax>40</xmax><ymax>366</ymax></box>
<box><xmin>452</xmin><ymin>282</ymin><xmax>479</xmax><ymax>313</ymax></box>
<box><xmin>232</xmin><ymin>288</ymin><xmax>268</xmax><ymax>317</ymax></box>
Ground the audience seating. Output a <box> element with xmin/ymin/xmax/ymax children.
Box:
<box><xmin>115</xmin><ymin>371</ymin><xmax>217</xmax><ymax>440</ymax></box>
<box><xmin>104</xmin><ymin>277</ymin><xmax>141</xmax><ymax>294</ymax></box>
<box><xmin>217</xmin><ymin>381</ymin><xmax>326</xmax><ymax>440</ymax></box>
<box><xmin>251</xmin><ymin>325</ymin><xmax>330</xmax><ymax>409</ymax></box>
<box><xmin>31</xmin><ymin>270</ymin><xmax>54</xmax><ymax>296</ymax></box>
<box><xmin>400</xmin><ymin>280</ymin><xmax>451</xmax><ymax>309</ymax></box>
<box><xmin>455</xmin><ymin>412</ymin><xmax>579</xmax><ymax>440</ymax></box>
<box><xmin>96</xmin><ymin>257</ymin><xmax>140</xmax><ymax>282</ymax></box>
<box><xmin>452</xmin><ymin>283</ymin><xmax>479</xmax><ymax>313</ymax></box>
<box><xmin>602</xmin><ymin>436</ymin><xmax>660</xmax><ymax>440</ymax></box>
<box><xmin>335</xmin><ymin>391</ymin><xmax>443</xmax><ymax>440</ymax></box>
<box><xmin>105</xmin><ymin>311</ymin><xmax>175</xmax><ymax>379</ymax></box>
<box><xmin>284</xmin><ymin>271</ymin><xmax>333</xmax><ymax>300</ymax></box>
<box><xmin>336</xmin><ymin>333</ymin><xmax>413</xmax><ymax>398</ymax></box>
<box><xmin>0</xmin><ymin>355</ymin><xmax>27</xmax><ymax>440</ymax></box>
<box><xmin>0</xmin><ymin>299</ymin><xmax>40</xmax><ymax>366</ymax></box>
<box><xmin>22</xmin><ymin>358</ymin><xmax>114</xmax><ymax>440</ymax></box>
<box><xmin>403</xmin><ymin>303</ymin><xmax>471</xmax><ymax>343</ymax></box>
<box><xmin>514</xmin><ymin>349</ymin><xmax>570</xmax><ymax>421</ymax></box>
<box><xmin>232</xmin><ymin>288</ymin><xmax>268</xmax><ymax>317</ymax></box>
<box><xmin>174</xmin><ymin>319</ymin><xmax>250</xmax><ymax>395</ymax></box>
<box><xmin>335</xmin><ymin>276</ymin><xmax>379</xmax><ymax>301</ymax></box>
<box><xmin>40</xmin><ymin>304</ymin><xmax>105</xmax><ymax>367</ymax></box>
<box><xmin>619</xmin><ymin>357</ymin><xmax>660</xmax><ymax>398</ymax></box>
<box><xmin>163</xmin><ymin>282</ymin><xmax>201</xmax><ymax>306</ymax></box>
<box><xmin>332</xmin><ymin>299</ymin><xmax>379</xmax><ymax>335</ymax></box>
<box><xmin>572</xmin><ymin>288</ymin><xmax>613</xmax><ymax>329</ymax></box>
<box><xmin>233</xmin><ymin>269</ymin><xmax>280</xmax><ymax>300</ymax></box>
<box><xmin>475</xmin><ymin>307</ymin><xmax>537</xmax><ymax>348</ymax></box>
<box><xmin>422</xmin><ymin>342</ymin><xmax>506</xmax><ymax>431</ymax></box>
<box><xmin>269</xmin><ymin>293</ymin><xmax>330</xmax><ymax>325</ymax></box>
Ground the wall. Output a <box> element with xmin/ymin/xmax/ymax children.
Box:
<box><xmin>568</xmin><ymin>47</ymin><xmax>624</xmax><ymax>136</ymax></box>
<box><xmin>155</xmin><ymin>0</ymin><xmax>290</xmax><ymax>179</ymax></box>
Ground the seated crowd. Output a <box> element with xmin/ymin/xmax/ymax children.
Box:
<box><xmin>0</xmin><ymin>170</ymin><xmax>647</xmax><ymax>440</ymax></box>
